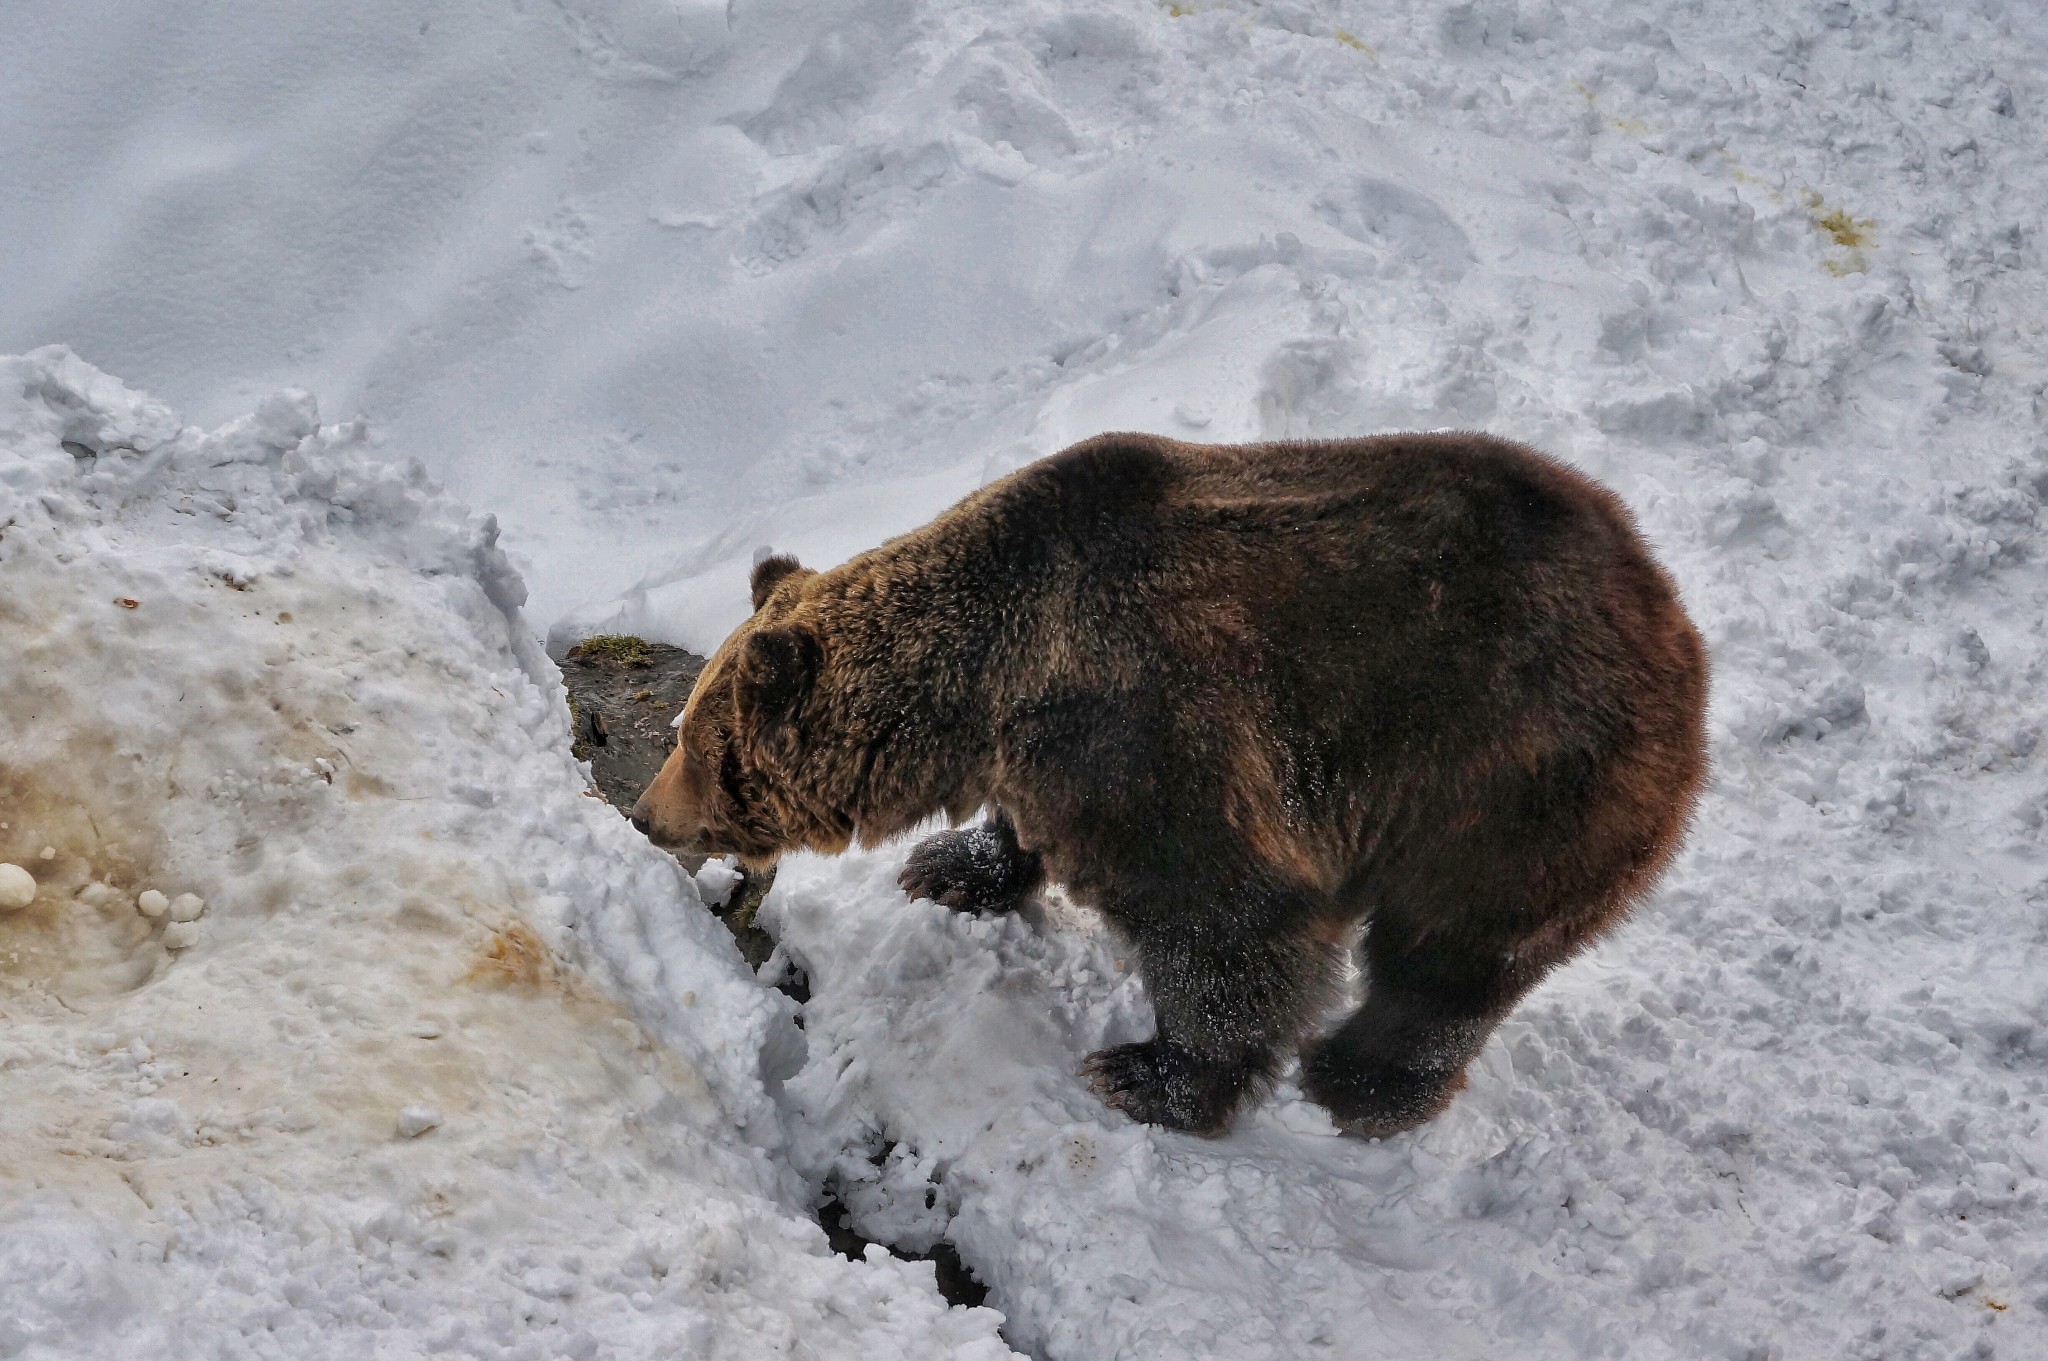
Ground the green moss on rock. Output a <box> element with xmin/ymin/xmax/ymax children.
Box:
<box><xmin>567</xmin><ymin>634</ymin><xmax>655</xmax><ymax>669</ymax></box>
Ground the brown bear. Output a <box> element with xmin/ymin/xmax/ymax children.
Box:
<box><xmin>631</xmin><ymin>432</ymin><xmax>1708</xmax><ymax>1138</ymax></box>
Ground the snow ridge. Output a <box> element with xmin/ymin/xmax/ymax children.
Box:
<box><xmin>0</xmin><ymin>349</ymin><xmax>1012</xmax><ymax>1359</ymax></box>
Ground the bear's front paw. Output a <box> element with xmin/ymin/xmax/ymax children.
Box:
<box><xmin>1081</xmin><ymin>1040</ymin><xmax>1253</xmax><ymax>1137</ymax></box>
<box><xmin>1298</xmin><ymin>1048</ymin><xmax>1466</xmax><ymax>1139</ymax></box>
<box><xmin>897</xmin><ymin>825</ymin><xmax>1038</xmax><ymax>913</ymax></box>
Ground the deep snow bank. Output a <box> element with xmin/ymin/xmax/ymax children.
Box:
<box><xmin>0</xmin><ymin>348</ymin><xmax>1012</xmax><ymax>1359</ymax></box>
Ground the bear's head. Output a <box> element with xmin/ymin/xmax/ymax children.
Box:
<box><xmin>630</xmin><ymin>553</ymin><xmax>851</xmax><ymax>866</ymax></box>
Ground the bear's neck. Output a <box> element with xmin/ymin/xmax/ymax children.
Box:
<box><xmin>811</xmin><ymin>521</ymin><xmax>1014</xmax><ymax>847</ymax></box>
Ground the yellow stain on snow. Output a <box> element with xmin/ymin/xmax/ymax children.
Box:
<box><xmin>466</xmin><ymin>920</ymin><xmax>561</xmax><ymax>992</ymax></box>
<box><xmin>1716</xmin><ymin>150</ymin><xmax>1789</xmax><ymax>204</ymax></box>
<box><xmin>1334</xmin><ymin>29</ymin><xmax>1375</xmax><ymax>57</ymax></box>
<box><xmin>1803</xmin><ymin>191</ymin><xmax>1876</xmax><ymax>276</ymax></box>
<box><xmin>1571</xmin><ymin>82</ymin><xmax>1659</xmax><ymax>143</ymax></box>
<box><xmin>1807</xmin><ymin>193</ymin><xmax>1876</xmax><ymax>249</ymax></box>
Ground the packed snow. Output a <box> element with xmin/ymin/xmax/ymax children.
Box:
<box><xmin>5</xmin><ymin>0</ymin><xmax>2048</xmax><ymax>1358</ymax></box>
<box><xmin>0</xmin><ymin>350</ymin><xmax>1009</xmax><ymax>1358</ymax></box>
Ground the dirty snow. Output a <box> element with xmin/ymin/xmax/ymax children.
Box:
<box><xmin>6</xmin><ymin>0</ymin><xmax>2048</xmax><ymax>1358</ymax></box>
<box><xmin>0</xmin><ymin>350</ymin><xmax>1008</xmax><ymax>1359</ymax></box>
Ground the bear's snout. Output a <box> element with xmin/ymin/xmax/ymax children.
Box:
<box><xmin>632</xmin><ymin>744</ymin><xmax>708</xmax><ymax>852</ymax></box>
<box><xmin>627</xmin><ymin>793</ymin><xmax>676</xmax><ymax>846</ymax></box>
<box><xmin>629</xmin><ymin>779</ymin><xmax>716</xmax><ymax>855</ymax></box>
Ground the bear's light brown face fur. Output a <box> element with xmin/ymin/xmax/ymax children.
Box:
<box><xmin>631</xmin><ymin>557</ymin><xmax>837</xmax><ymax>866</ymax></box>
<box><xmin>633</xmin><ymin>636</ymin><xmax>747</xmax><ymax>858</ymax></box>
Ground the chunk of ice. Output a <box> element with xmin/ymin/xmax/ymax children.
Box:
<box><xmin>396</xmin><ymin>1105</ymin><xmax>442</xmax><ymax>1139</ymax></box>
<box><xmin>0</xmin><ymin>863</ymin><xmax>36</xmax><ymax>910</ymax></box>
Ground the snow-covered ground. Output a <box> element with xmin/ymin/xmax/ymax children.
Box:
<box><xmin>0</xmin><ymin>350</ymin><xmax>1009</xmax><ymax>1358</ymax></box>
<box><xmin>5</xmin><ymin>0</ymin><xmax>2048</xmax><ymax>1357</ymax></box>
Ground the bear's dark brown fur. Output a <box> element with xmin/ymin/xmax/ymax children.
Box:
<box><xmin>633</xmin><ymin>432</ymin><xmax>1708</xmax><ymax>1137</ymax></box>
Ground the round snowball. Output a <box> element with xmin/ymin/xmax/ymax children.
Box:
<box><xmin>396</xmin><ymin>1105</ymin><xmax>442</xmax><ymax>1139</ymax></box>
<box><xmin>0</xmin><ymin>863</ymin><xmax>36</xmax><ymax>910</ymax></box>
<box><xmin>694</xmin><ymin>859</ymin><xmax>741</xmax><ymax>909</ymax></box>
<box><xmin>137</xmin><ymin>889</ymin><xmax>170</xmax><ymax>918</ymax></box>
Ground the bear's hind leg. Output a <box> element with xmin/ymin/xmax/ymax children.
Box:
<box><xmin>1085</xmin><ymin>902</ymin><xmax>1340</xmax><ymax>1136</ymax></box>
<box><xmin>1300</xmin><ymin>923</ymin><xmax>1554</xmax><ymax>1138</ymax></box>
<box><xmin>897</xmin><ymin>808</ymin><xmax>1045</xmax><ymax>913</ymax></box>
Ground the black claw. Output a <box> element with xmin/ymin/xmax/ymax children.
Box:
<box><xmin>898</xmin><ymin>818</ymin><xmax>1042</xmax><ymax>914</ymax></box>
<box><xmin>1081</xmin><ymin>1039</ymin><xmax>1259</xmax><ymax>1136</ymax></box>
<box><xmin>1298</xmin><ymin>1046</ymin><xmax>1466</xmax><ymax>1139</ymax></box>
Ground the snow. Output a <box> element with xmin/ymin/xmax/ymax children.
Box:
<box><xmin>6</xmin><ymin>0</ymin><xmax>2048</xmax><ymax>1357</ymax></box>
<box><xmin>696</xmin><ymin>858</ymin><xmax>744</xmax><ymax>909</ymax></box>
<box><xmin>0</xmin><ymin>866</ymin><xmax>36</xmax><ymax>912</ymax></box>
<box><xmin>0</xmin><ymin>350</ymin><xmax>1010</xmax><ymax>1358</ymax></box>
<box><xmin>395</xmin><ymin>1104</ymin><xmax>445</xmax><ymax>1140</ymax></box>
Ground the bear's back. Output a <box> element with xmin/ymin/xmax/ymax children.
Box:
<box><xmin>1013</xmin><ymin>430</ymin><xmax>1658</xmax><ymax>641</ymax></box>
<box><xmin>990</xmin><ymin>431</ymin><xmax>1695</xmax><ymax>778</ymax></box>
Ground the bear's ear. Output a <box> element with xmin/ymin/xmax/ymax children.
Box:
<box><xmin>734</xmin><ymin>625</ymin><xmax>821</xmax><ymax>767</ymax></box>
<box><xmin>750</xmin><ymin>553</ymin><xmax>815</xmax><ymax>611</ymax></box>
